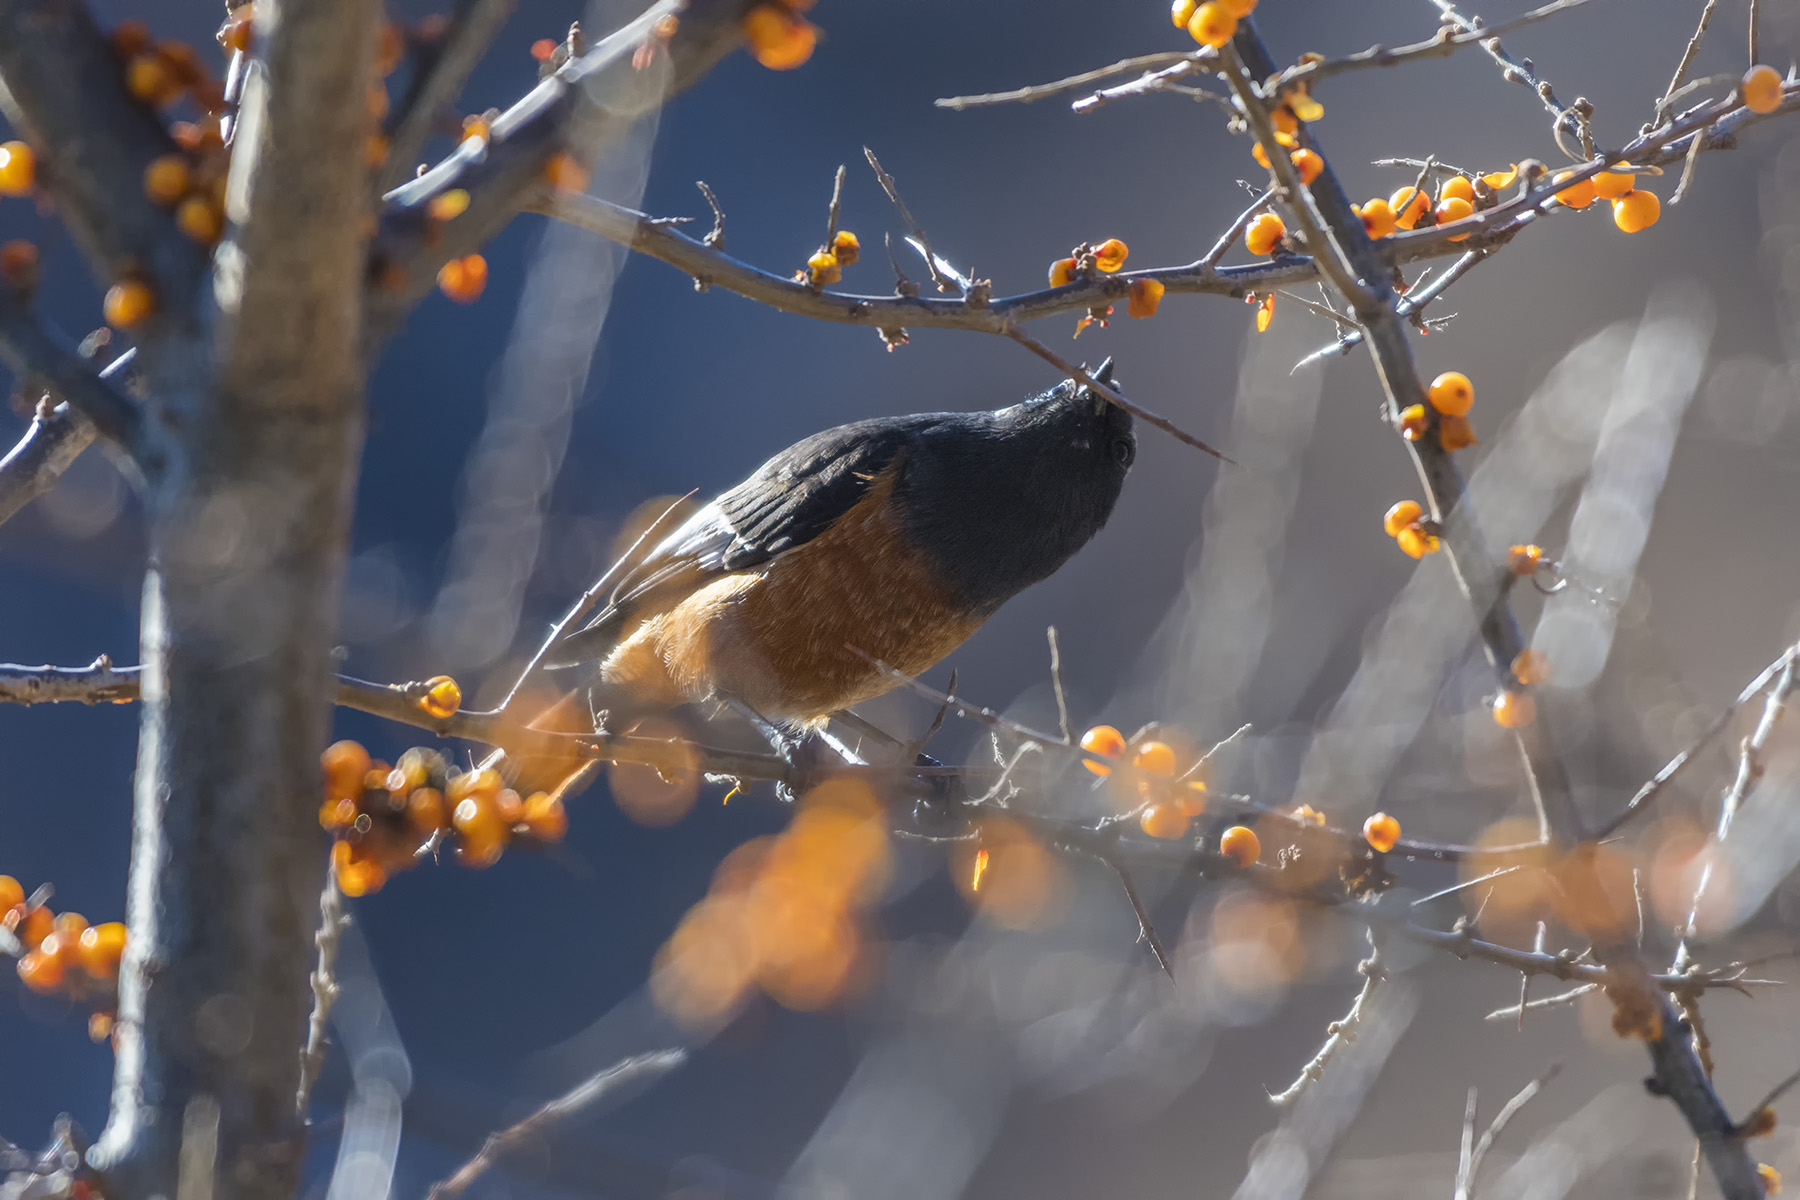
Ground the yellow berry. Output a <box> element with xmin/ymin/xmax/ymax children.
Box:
<box><xmin>1251</xmin><ymin>140</ymin><xmax>1271</xmax><ymax>170</ymax></box>
<box><xmin>1187</xmin><ymin>1</ymin><xmax>1236</xmax><ymax>48</ymax></box>
<box><xmin>1244</xmin><ymin>211</ymin><xmax>1285</xmax><ymax>256</ymax></box>
<box><xmin>1553</xmin><ymin>173</ymin><xmax>1596</xmax><ymax>209</ymax></box>
<box><xmin>830</xmin><ymin>230</ymin><xmax>860</xmax><ymax>264</ymax></box>
<box><xmin>322</xmin><ymin>739</ymin><xmax>371</xmax><ymax>797</ymax></box>
<box><xmin>427</xmin><ymin>188</ymin><xmax>470</xmax><ymax>222</ymax></box>
<box><xmin>806</xmin><ymin>249</ymin><xmax>841</xmax><ymax>286</ymax></box>
<box><xmin>1363</xmin><ymin>812</ymin><xmax>1401</xmax><ymax>853</ymax></box>
<box><xmin>1760</xmin><ymin>1164</ymin><xmax>1782</xmax><ymax>1196</ymax></box>
<box><xmin>1080</xmin><ymin>725</ymin><xmax>1126</xmax><ymax>776</ymax></box>
<box><xmin>1271</xmin><ymin>106</ymin><xmax>1297</xmax><ymax>137</ymax></box>
<box><xmin>1493</xmin><ymin>689</ymin><xmax>1536</xmax><ymax>729</ymax></box>
<box><xmin>418</xmin><ymin>675</ymin><xmax>461</xmax><ymax>719</ymax></box>
<box><xmin>1389</xmin><ymin>186</ymin><xmax>1429</xmax><ymax>230</ymax></box>
<box><xmin>1511</xmin><ymin>649</ymin><xmax>1550</xmax><ymax>686</ymax></box>
<box><xmin>1398</xmin><ymin>403</ymin><xmax>1430</xmax><ymax>441</ymax></box>
<box><xmin>1508</xmin><ymin>544</ymin><xmax>1544</xmax><ymax>574</ymax></box>
<box><xmin>1396</xmin><ymin>525</ymin><xmax>1440</xmax><ymax>558</ymax></box>
<box><xmin>1219</xmin><ymin>825</ymin><xmax>1260</xmax><ymax>867</ymax></box>
<box><xmin>1171</xmin><ymin>0</ymin><xmax>1199</xmax><ymax>27</ymax></box>
<box><xmin>103</xmin><ymin>278</ymin><xmax>155</xmax><ymax>328</ymax></box>
<box><xmin>1437</xmin><ymin>175</ymin><xmax>1475</xmax><ymax>205</ymax></box>
<box><xmin>1428</xmin><ymin>370</ymin><xmax>1473</xmax><ymax>416</ymax></box>
<box><xmin>143</xmin><ymin>154</ymin><xmax>191</xmax><ymax>205</ymax></box>
<box><xmin>1481</xmin><ymin>164</ymin><xmax>1518</xmax><ymax>189</ymax></box>
<box><xmin>1591</xmin><ymin>170</ymin><xmax>1635</xmax><ymax>199</ymax></box>
<box><xmin>1139</xmin><ymin>803</ymin><xmax>1189</xmax><ymax>840</ymax></box>
<box><xmin>175</xmin><ymin>194</ymin><xmax>224</xmax><ymax>243</ymax></box>
<box><xmin>78</xmin><ymin>922</ymin><xmax>127</xmax><ymax>979</ymax></box>
<box><xmin>1612</xmin><ymin>189</ymin><xmax>1659</xmax><ymax>233</ymax></box>
<box><xmin>1093</xmin><ymin>237</ymin><xmax>1129</xmax><ymax>272</ymax></box>
<box><xmin>1744</xmin><ymin>64</ymin><xmax>1784</xmax><ymax>114</ymax></box>
<box><xmin>1048</xmin><ymin>256</ymin><xmax>1077</xmax><ymax>288</ymax></box>
<box><xmin>1218</xmin><ymin>0</ymin><xmax>1257</xmax><ymax>15</ymax></box>
<box><xmin>1133</xmin><ymin>741</ymin><xmax>1178</xmax><ymax>777</ymax></box>
<box><xmin>1383</xmin><ymin>500</ymin><xmax>1424</xmax><ymax>538</ymax></box>
<box><xmin>1290</xmin><ymin>148</ymin><xmax>1323</xmax><ymax>184</ymax></box>
<box><xmin>1359</xmin><ymin>197</ymin><xmax>1396</xmax><ymax>239</ymax></box>
<box><xmin>1434</xmin><ymin>195</ymin><xmax>1475</xmax><ymax>240</ymax></box>
<box><xmin>1127</xmin><ymin>278</ymin><xmax>1165</xmax><ymax>319</ymax></box>
<box><xmin>522</xmin><ymin>791</ymin><xmax>569</xmax><ymax>841</ymax></box>
<box><xmin>0</xmin><ymin>141</ymin><xmax>36</xmax><ymax>197</ymax></box>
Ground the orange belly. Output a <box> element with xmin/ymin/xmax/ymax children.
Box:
<box><xmin>599</xmin><ymin>472</ymin><xmax>983</xmax><ymax>723</ymax></box>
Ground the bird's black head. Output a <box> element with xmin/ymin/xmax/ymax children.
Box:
<box><xmin>896</xmin><ymin>360</ymin><xmax>1136</xmax><ymax>615</ymax></box>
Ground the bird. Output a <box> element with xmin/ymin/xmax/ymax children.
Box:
<box><xmin>541</xmin><ymin>361</ymin><xmax>1136</xmax><ymax>737</ymax></box>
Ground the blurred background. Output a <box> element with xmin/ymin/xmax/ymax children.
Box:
<box><xmin>5</xmin><ymin>1</ymin><xmax>1800</xmax><ymax>1197</ymax></box>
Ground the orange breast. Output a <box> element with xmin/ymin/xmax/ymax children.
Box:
<box><xmin>599</xmin><ymin>470</ymin><xmax>983</xmax><ymax>723</ymax></box>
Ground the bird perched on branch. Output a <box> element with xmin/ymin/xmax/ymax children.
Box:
<box><xmin>542</xmin><ymin>361</ymin><xmax>1135</xmax><ymax>733</ymax></box>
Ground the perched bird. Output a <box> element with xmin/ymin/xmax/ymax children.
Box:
<box><xmin>543</xmin><ymin>363</ymin><xmax>1135</xmax><ymax>730</ymax></box>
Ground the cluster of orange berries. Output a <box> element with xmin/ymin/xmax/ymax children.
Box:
<box><xmin>803</xmin><ymin>229</ymin><xmax>859</xmax><ymax>287</ymax></box>
<box><xmin>742</xmin><ymin>0</ymin><xmax>817</xmax><ymax>71</ymax></box>
<box><xmin>1173</xmin><ymin>0</ymin><xmax>1258</xmax><ymax>50</ymax></box>
<box><xmin>1247</xmin><ymin>101</ymin><xmax>1326</xmax><ymax>175</ymax></box>
<box><xmin>1040</xmin><ymin>238</ymin><xmax>1164</xmax><ymax>320</ymax></box>
<box><xmin>319</xmin><ymin>731</ymin><xmax>569</xmax><ymax>897</ymax></box>
<box><xmin>1549</xmin><ymin>166</ymin><xmax>1658</xmax><ymax>233</ymax></box>
<box><xmin>1077</xmin><ymin>724</ymin><xmax>1262</xmax><ymax>865</ymax></box>
<box><xmin>1393</xmin><ymin>369</ymin><xmax>1479</xmax><ymax>475</ymax></box>
<box><xmin>1355</xmin><ymin>170</ymin><xmax>1495</xmax><ymax>242</ymax></box>
<box><xmin>3</xmin><ymin>876</ymin><xmax>127</xmax><ymax>1025</ymax></box>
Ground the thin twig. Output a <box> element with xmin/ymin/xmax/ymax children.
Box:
<box><xmin>935</xmin><ymin>51</ymin><xmax>1197</xmax><ymax>110</ymax></box>
<box><xmin>863</xmin><ymin>147</ymin><xmax>959</xmax><ymax>295</ymax></box>
<box><xmin>1046</xmin><ymin>627</ymin><xmax>1072</xmax><ymax>745</ymax></box>
<box><xmin>1108</xmin><ymin>858</ymin><xmax>1175</xmax><ymax>981</ymax></box>
<box><xmin>296</xmin><ymin>878</ymin><xmax>350</xmax><ymax>1119</ymax></box>
<box><xmin>823</xmin><ymin>163</ymin><xmax>846</xmax><ymax>247</ymax></box>
<box><xmin>423</xmin><ymin>1049</ymin><xmax>687</xmax><ymax>1200</ymax></box>
<box><xmin>1277</xmin><ymin>0</ymin><xmax>1594</xmax><ymax>93</ymax></box>
<box><xmin>379</xmin><ymin>0</ymin><xmax>519</xmax><ymax>194</ymax></box>
<box><xmin>1484</xmin><ymin>982</ymin><xmax>1598</xmax><ymax>1021</ymax></box>
<box><xmin>1467</xmin><ymin>1064</ymin><xmax>1562</xmax><ymax>1191</ymax></box>
<box><xmin>1204</xmin><ymin>188</ymin><xmax>1276</xmax><ymax>267</ymax></box>
<box><xmin>1658</xmin><ymin>0</ymin><xmax>1719</xmax><ymax>127</ymax></box>
<box><xmin>1454</xmin><ymin>1087</ymin><xmax>1479</xmax><ymax>1200</ymax></box>
<box><xmin>1268</xmin><ymin>932</ymin><xmax>1386</xmax><ymax>1105</ymax></box>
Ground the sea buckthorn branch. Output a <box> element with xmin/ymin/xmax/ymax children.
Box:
<box><xmin>0</xmin><ymin>657</ymin><xmax>138</xmax><ymax>705</ymax></box>
<box><xmin>367</xmin><ymin>0</ymin><xmax>758</xmax><ymax>334</ymax></box>
<box><xmin>0</xmin><ymin>298</ymin><xmax>141</xmax><ymax>450</ymax></box>
<box><xmin>0</xmin><ymin>0</ymin><xmax>209</xmax><ymax>308</ymax></box>
<box><xmin>377</xmin><ymin>0</ymin><xmax>518</xmax><ymax>196</ymax></box>
<box><xmin>1266</xmin><ymin>932</ymin><xmax>1386</xmax><ymax>1106</ymax></box>
<box><xmin>1067</xmin><ymin>60</ymin><xmax>1232</xmax><ymax>116</ymax></box>
<box><xmin>421</xmin><ymin>1049</ymin><xmax>687</xmax><ymax>1200</ymax></box>
<box><xmin>0</xmin><ymin>345</ymin><xmax>136</xmax><ymax>530</ymax></box>
<box><xmin>1427</xmin><ymin>0</ymin><xmax>1584</xmax><ymax>144</ymax></box>
<box><xmin>294</xmin><ymin>877</ymin><xmax>348</xmax><ymax>1120</ymax></box>
<box><xmin>1656</xmin><ymin>0</ymin><xmax>1720</xmax><ymax>131</ymax></box>
<box><xmin>933</xmin><ymin>50</ymin><xmax>1204</xmax><ymax>112</ymax></box>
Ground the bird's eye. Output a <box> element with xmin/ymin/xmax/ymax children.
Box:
<box><xmin>1111</xmin><ymin>438</ymin><xmax>1135</xmax><ymax>468</ymax></box>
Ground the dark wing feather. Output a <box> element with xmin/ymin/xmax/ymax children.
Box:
<box><xmin>543</xmin><ymin>417</ymin><xmax>920</xmax><ymax>667</ymax></box>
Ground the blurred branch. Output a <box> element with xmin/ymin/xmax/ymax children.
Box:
<box><xmin>1457</xmin><ymin>1064</ymin><xmax>1561</xmax><ymax>1200</ymax></box>
<box><xmin>1268</xmin><ymin>933</ymin><xmax>1386</xmax><ymax>1106</ymax></box>
<box><xmin>0</xmin><ymin>0</ymin><xmax>207</xmax><ymax>304</ymax></box>
<box><xmin>424</xmin><ymin>1049</ymin><xmax>687</xmax><ymax>1200</ymax></box>
<box><xmin>295</xmin><ymin>878</ymin><xmax>350</xmax><ymax>1119</ymax></box>
<box><xmin>0</xmin><ymin>300</ymin><xmax>141</xmax><ymax>449</ymax></box>
<box><xmin>379</xmin><ymin>0</ymin><xmax>519</xmax><ymax>194</ymax></box>
<box><xmin>0</xmin><ymin>401</ymin><xmax>94</xmax><ymax>530</ymax></box>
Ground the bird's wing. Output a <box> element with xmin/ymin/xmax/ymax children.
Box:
<box><xmin>543</xmin><ymin>418</ymin><xmax>920</xmax><ymax>667</ymax></box>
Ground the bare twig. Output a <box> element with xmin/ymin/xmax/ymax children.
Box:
<box><xmin>863</xmin><ymin>147</ymin><xmax>959</xmax><ymax>294</ymax></box>
<box><xmin>1658</xmin><ymin>0</ymin><xmax>1720</xmax><ymax>127</ymax></box>
<box><xmin>1466</xmin><ymin>1064</ymin><xmax>1562</xmax><ymax>1193</ymax></box>
<box><xmin>1454</xmin><ymin>1087</ymin><xmax>1479</xmax><ymax>1200</ymax></box>
<box><xmin>0</xmin><ymin>299</ymin><xmax>142</xmax><ymax>448</ymax></box>
<box><xmin>1484</xmin><ymin>982</ymin><xmax>1598</xmax><ymax>1021</ymax></box>
<box><xmin>1046</xmin><ymin>627</ymin><xmax>1072</xmax><ymax>745</ymax></box>
<box><xmin>1107</xmin><ymin>859</ymin><xmax>1175</xmax><ymax>981</ymax></box>
<box><xmin>379</xmin><ymin>0</ymin><xmax>519</xmax><ymax>194</ymax></box>
<box><xmin>0</xmin><ymin>400</ymin><xmax>95</xmax><ymax>530</ymax></box>
<box><xmin>1749</xmin><ymin>0</ymin><xmax>1761</xmax><ymax>69</ymax></box>
<box><xmin>1275</xmin><ymin>0</ymin><xmax>1594</xmax><ymax>93</ymax></box>
<box><xmin>423</xmin><ymin>1049</ymin><xmax>687</xmax><ymax>1200</ymax></box>
<box><xmin>1427</xmin><ymin>0</ymin><xmax>1581</xmax><ymax>139</ymax></box>
<box><xmin>1268</xmin><ymin>933</ymin><xmax>1386</xmax><ymax>1105</ymax></box>
<box><xmin>296</xmin><ymin>878</ymin><xmax>350</xmax><ymax>1119</ymax></box>
<box><xmin>823</xmin><ymin>163</ymin><xmax>846</xmax><ymax>246</ymax></box>
<box><xmin>935</xmin><ymin>51</ymin><xmax>1197</xmax><ymax>110</ymax></box>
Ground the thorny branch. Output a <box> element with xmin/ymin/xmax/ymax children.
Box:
<box><xmin>1268</xmin><ymin>932</ymin><xmax>1386</xmax><ymax>1105</ymax></box>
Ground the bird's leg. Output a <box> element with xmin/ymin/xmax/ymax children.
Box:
<box><xmin>721</xmin><ymin>698</ymin><xmax>847</xmax><ymax>804</ymax></box>
<box><xmin>831</xmin><ymin>709</ymin><xmax>969</xmax><ymax>829</ymax></box>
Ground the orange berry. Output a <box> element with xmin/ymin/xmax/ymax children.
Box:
<box><xmin>1434</xmin><ymin>195</ymin><xmax>1475</xmax><ymax>239</ymax></box>
<box><xmin>437</xmin><ymin>254</ymin><xmax>488</xmax><ymax>302</ymax></box>
<box><xmin>1553</xmin><ymin>173</ymin><xmax>1595</xmax><ymax>209</ymax></box>
<box><xmin>0</xmin><ymin>141</ymin><xmax>35</xmax><ymax>197</ymax></box>
<box><xmin>1396</xmin><ymin>525</ymin><xmax>1440</xmax><ymax>558</ymax></box>
<box><xmin>1139</xmin><ymin>803</ymin><xmax>1189</xmax><ymax>840</ymax></box>
<box><xmin>522</xmin><ymin>791</ymin><xmax>569</xmax><ymax>841</ymax></box>
<box><xmin>157</xmin><ymin>41</ymin><xmax>201</xmax><ymax>85</ymax></box>
<box><xmin>143</xmin><ymin>155</ymin><xmax>191</xmax><ymax>205</ymax></box>
<box><xmin>806</xmin><ymin>249</ymin><xmax>841</xmax><ymax>286</ymax></box>
<box><xmin>126</xmin><ymin>53</ymin><xmax>182</xmax><ymax>106</ymax></box>
<box><xmin>1511</xmin><ymin>649</ymin><xmax>1550</xmax><ymax>686</ymax></box>
<box><xmin>831</xmin><ymin>230</ymin><xmax>860</xmax><ymax>264</ymax></box>
<box><xmin>1362</xmin><ymin>812</ymin><xmax>1401</xmax><ymax>853</ymax></box>
<box><xmin>1383</xmin><ymin>500</ymin><xmax>1424</xmax><ymax>538</ymax></box>
<box><xmin>1359</xmin><ymin>197</ymin><xmax>1396</xmax><ymax>239</ymax></box>
<box><xmin>1271</xmin><ymin>105</ymin><xmax>1298</xmax><ymax>137</ymax></box>
<box><xmin>53</xmin><ymin>911</ymin><xmax>87</xmax><ymax>942</ymax></box>
<box><xmin>424</xmin><ymin>185</ymin><xmax>468</xmax><ymax>222</ymax></box>
<box><xmin>1218</xmin><ymin>0</ymin><xmax>1257</xmax><ymax>15</ymax></box>
<box><xmin>1438</xmin><ymin>175</ymin><xmax>1475</xmax><ymax>205</ymax></box>
<box><xmin>1128</xmin><ymin>278</ymin><xmax>1165</xmax><ymax>319</ymax></box>
<box><xmin>1612</xmin><ymin>189</ymin><xmax>1659</xmax><ymax>233</ymax></box>
<box><xmin>221</xmin><ymin>18</ymin><xmax>253</xmax><ymax>55</ymax></box>
<box><xmin>1251</xmin><ymin>140</ymin><xmax>1271</xmax><ymax>170</ymax></box>
<box><xmin>1133</xmin><ymin>741</ymin><xmax>1178</xmax><ymax>777</ymax></box>
<box><xmin>1744</xmin><ymin>64</ymin><xmax>1784</xmax><ymax>114</ymax></box>
<box><xmin>418</xmin><ymin>675</ymin><xmax>461</xmax><ymax>719</ymax></box>
<box><xmin>1093</xmin><ymin>238</ymin><xmax>1129</xmax><ymax>272</ymax></box>
<box><xmin>1590</xmin><ymin>169</ymin><xmax>1635</xmax><ymax>199</ymax></box>
<box><xmin>407</xmin><ymin>787</ymin><xmax>447</xmax><ymax>836</ymax></box>
<box><xmin>175</xmin><ymin>194</ymin><xmax>224</xmax><ymax>243</ymax></box>
<box><xmin>1492</xmin><ymin>689</ymin><xmax>1536</xmax><ymax>729</ymax></box>
<box><xmin>0</xmin><ymin>875</ymin><xmax>22</xmax><ymax>914</ymax></box>
<box><xmin>377</xmin><ymin>21</ymin><xmax>405</xmax><ymax>75</ymax></box>
<box><xmin>18</xmin><ymin>905</ymin><xmax>52</xmax><ymax>950</ymax></box>
<box><xmin>331</xmin><ymin>840</ymin><xmax>387</xmax><ymax>897</ymax></box>
<box><xmin>367</xmin><ymin>83</ymin><xmax>390</xmax><ymax>122</ymax></box>
<box><xmin>1245</xmin><ymin>211</ymin><xmax>1285</xmax><ymax>256</ymax></box>
<box><xmin>1389</xmin><ymin>186</ymin><xmax>1429</xmax><ymax>230</ymax></box>
<box><xmin>1480</xmin><ymin>164</ymin><xmax>1518</xmax><ymax>190</ymax></box>
<box><xmin>89</xmin><ymin>1012</ymin><xmax>115</xmax><ymax>1042</ymax></box>
<box><xmin>453</xmin><ymin>792</ymin><xmax>509</xmax><ymax>867</ymax></box>
<box><xmin>1186</xmin><ymin>2</ymin><xmax>1236</xmax><ymax>48</ymax></box>
<box><xmin>1175</xmin><ymin>783</ymin><xmax>1208</xmax><ymax>817</ymax></box>
<box><xmin>1759</xmin><ymin>1164</ymin><xmax>1782</xmax><ymax>1196</ymax></box>
<box><xmin>1438</xmin><ymin>414</ymin><xmax>1477</xmax><ymax>452</ymax></box>
<box><xmin>103</xmin><ymin>279</ymin><xmax>155</xmax><ymax>328</ymax></box>
<box><xmin>1171</xmin><ymin>0</ymin><xmax>1199</xmax><ymax>27</ymax></box>
<box><xmin>0</xmin><ymin>240</ymin><xmax>36</xmax><ymax>288</ymax></box>
<box><xmin>366</xmin><ymin>132</ymin><xmax>390</xmax><ymax>167</ymax></box>
<box><xmin>112</xmin><ymin>19</ymin><xmax>152</xmax><ymax>58</ymax></box>
<box><xmin>1508</xmin><ymin>544</ymin><xmax>1544</xmax><ymax>574</ymax></box>
<box><xmin>322</xmin><ymin>739</ymin><xmax>371</xmax><ymax>797</ymax></box>
<box><xmin>1427</xmin><ymin>370</ymin><xmax>1473</xmax><ymax>416</ymax></box>
<box><xmin>1048</xmin><ymin>256</ymin><xmax>1077</xmax><ymax>288</ymax></box>
<box><xmin>742</xmin><ymin>5</ymin><xmax>816</xmax><ymax>70</ymax></box>
<box><xmin>531</xmin><ymin>36</ymin><xmax>559</xmax><ymax>61</ymax></box>
<box><xmin>1219</xmin><ymin>825</ymin><xmax>1260</xmax><ymax>867</ymax></box>
<box><xmin>78</xmin><ymin>922</ymin><xmax>127</xmax><ymax>979</ymax></box>
<box><xmin>1398</xmin><ymin>402</ymin><xmax>1429</xmax><ymax>441</ymax></box>
<box><xmin>1256</xmin><ymin>292</ymin><xmax>1275</xmax><ymax>332</ymax></box>
<box><xmin>1080</xmin><ymin>724</ymin><xmax>1126</xmax><ymax>775</ymax></box>
<box><xmin>16</xmin><ymin>950</ymin><xmax>62</xmax><ymax>993</ymax></box>
<box><xmin>544</xmin><ymin>152</ymin><xmax>589</xmax><ymax>193</ymax></box>
<box><xmin>1290</xmin><ymin>148</ymin><xmax>1323</xmax><ymax>184</ymax></box>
